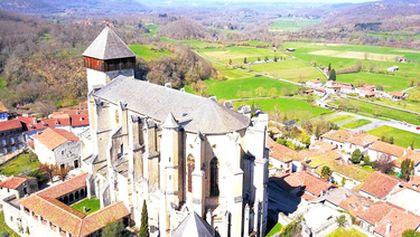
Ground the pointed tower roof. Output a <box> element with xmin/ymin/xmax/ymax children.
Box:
<box><xmin>172</xmin><ymin>212</ymin><xmax>215</xmax><ymax>237</ymax></box>
<box><xmin>83</xmin><ymin>26</ymin><xmax>135</xmax><ymax>60</ymax></box>
<box><xmin>162</xmin><ymin>112</ymin><xmax>179</xmax><ymax>129</ymax></box>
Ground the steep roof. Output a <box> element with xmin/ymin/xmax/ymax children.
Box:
<box><xmin>33</xmin><ymin>128</ymin><xmax>79</xmax><ymax>150</ymax></box>
<box><xmin>94</xmin><ymin>76</ymin><xmax>250</xmax><ymax>134</ymax></box>
<box><xmin>360</xmin><ymin>171</ymin><xmax>399</xmax><ymax>199</ymax></box>
<box><xmin>172</xmin><ymin>212</ymin><xmax>215</xmax><ymax>237</ymax></box>
<box><xmin>83</xmin><ymin>26</ymin><xmax>135</xmax><ymax>60</ymax></box>
<box><xmin>0</xmin><ymin>176</ymin><xmax>35</xmax><ymax>190</ymax></box>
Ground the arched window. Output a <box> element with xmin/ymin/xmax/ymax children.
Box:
<box><xmin>210</xmin><ymin>157</ymin><xmax>219</xmax><ymax>197</ymax></box>
<box><xmin>187</xmin><ymin>155</ymin><xmax>195</xmax><ymax>193</ymax></box>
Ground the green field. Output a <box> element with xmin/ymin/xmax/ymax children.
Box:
<box><xmin>250</xmin><ymin>60</ymin><xmax>325</xmax><ymax>82</ymax></box>
<box><xmin>330</xmin><ymin>97</ymin><xmax>420</xmax><ymax>125</ymax></box>
<box><xmin>270</xmin><ymin>17</ymin><xmax>320</xmax><ymax>32</ymax></box>
<box><xmin>234</xmin><ymin>97</ymin><xmax>332</xmax><ymax>120</ymax></box>
<box><xmin>326</xmin><ymin>228</ymin><xmax>367</xmax><ymax>237</ymax></box>
<box><xmin>128</xmin><ymin>44</ymin><xmax>172</xmax><ymax>60</ymax></box>
<box><xmin>197</xmin><ymin>76</ymin><xmax>299</xmax><ymax>100</ymax></box>
<box><xmin>368</xmin><ymin>126</ymin><xmax>419</xmax><ymax>149</ymax></box>
<box><xmin>161</xmin><ymin>37</ymin><xmax>224</xmax><ymax>49</ymax></box>
<box><xmin>71</xmin><ymin>198</ymin><xmax>100</xmax><ymax>215</ymax></box>
<box><xmin>0</xmin><ymin>152</ymin><xmax>40</xmax><ymax>176</ymax></box>
<box><xmin>341</xmin><ymin>119</ymin><xmax>372</xmax><ymax>129</ymax></box>
<box><xmin>327</xmin><ymin>115</ymin><xmax>355</xmax><ymax>123</ymax></box>
<box><xmin>337</xmin><ymin>72</ymin><xmax>410</xmax><ymax>92</ymax></box>
<box><xmin>144</xmin><ymin>23</ymin><xmax>158</xmax><ymax>37</ymax></box>
<box><xmin>266</xmin><ymin>223</ymin><xmax>283</xmax><ymax>237</ymax></box>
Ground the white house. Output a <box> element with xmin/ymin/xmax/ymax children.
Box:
<box><xmin>33</xmin><ymin>128</ymin><xmax>81</xmax><ymax>169</ymax></box>
<box><xmin>0</xmin><ymin>176</ymin><xmax>38</xmax><ymax>200</ymax></box>
<box><xmin>367</xmin><ymin>141</ymin><xmax>406</xmax><ymax>162</ymax></box>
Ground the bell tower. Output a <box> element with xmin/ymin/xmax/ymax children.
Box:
<box><xmin>83</xmin><ymin>26</ymin><xmax>136</xmax><ymax>92</ymax></box>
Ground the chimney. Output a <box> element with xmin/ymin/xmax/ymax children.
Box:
<box><xmin>385</xmin><ymin>221</ymin><xmax>392</xmax><ymax>236</ymax></box>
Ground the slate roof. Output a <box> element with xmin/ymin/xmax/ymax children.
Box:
<box><xmin>83</xmin><ymin>27</ymin><xmax>135</xmax><ymax>60</ymax></box>
<box><xmin>94</xmin><ymin>76</ymin><xmax>250</xmax><ymax>134</ymax></box>
<box><xmin>172</xmin><ymin>212</ymin><xmax>215</xmax><ymax>237</ymax></box>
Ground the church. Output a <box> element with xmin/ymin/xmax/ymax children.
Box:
<box><xmin>82</xmin><ymin>27</ymin><xmax>269</xmax><ymax>237</ymax></box>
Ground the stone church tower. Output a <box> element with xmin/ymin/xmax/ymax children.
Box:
<box><xmin>82</xmin><ymin>27</ymin><xmax>269</xmax><ymax>237</ymax></box>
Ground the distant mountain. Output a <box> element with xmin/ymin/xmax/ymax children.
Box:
<box><xmin>0</xmin><ymin>0</ymin><xmax>149</xmax><ymax>16</ymax></box>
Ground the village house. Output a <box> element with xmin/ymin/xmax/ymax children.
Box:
<box><xmin>0</xmin><ymin>176</ymin><xmax>38</xmax><ymax>200</ymax></box>
<box><xmin>343</xmin><ymin>132</ymin><xmax>378</xmax><ymax>159</ymax></box>
<box><xmin>0</xmin><ymin>119</ymin><xmax>25</xmax><ymax>155</ymax></box>
<box><xmin>3</xmin><ymin>173</ymin><xmax>130</xmax><ymax>237</ymax></box>
<box><xmin>356</xmin><ymin>202</ymin><xmax>420</xmax><ymax>237</ymax></box>
<box><xmin>357</xmin><ymin>85</ymin><xmax>376</xmax><ymax>98</ymax></box>
<box><xmin>359</xmin><ymin>171</ymin><xmax>399</xmax><ymax>201</ymax></box>
<box><xmin>367</xmin><ymin>140</ymin><xmax>406</xmax><ymax>162</ymax></box>
<box><xmin>277</xmin><ymin>171</ymin><xmax>334</xmax><ymax>202</ymax></box>
<box><xmin>392</xmin><ymin>149</ymin><xmax>420</xmax><ymax>176</ymax></box>
<box><xmin>268</xmin><ymin>137</ymin><xmax>301</xmax><ymax>172</ymax></box>
<box><xmin>305</xmin><ymin>79</ymin><xmax>322</xmax><ymax>88</ymax></box>
<box><xmin>314</xmin><ymin>87</ymin><xmax>326</xmax><ymax>96</ymax></box>
<box><xmin>391</xmin><ymin>91</ymin><xmax>407</xmax><ymax>100</ymax></box>
<box><xmin>320</xmin><ymin>130</ymin><xmax>352</xmax><ymax>150</ymax></box>
<box><xmin>33</xmin><ymin>128</ymin><xmax>81</xmax><ymax>169</ymax></box>
<box><xmin>0</xmin><ymin>101</ymin><xmax>8</xmax><ymax>121</ymax></box>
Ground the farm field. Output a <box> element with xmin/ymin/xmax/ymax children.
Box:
<box><xmin>233</xmin><ymin>97</ymin><xmax>332</xmax><ymax>121</ymax></box>
<box><xmin>198</xmin><ymin>76</ymin><xmax>300</xmax><ymax>100</ymax></box>
<box><xmin>368</xmin><ymin>126</ymin><xmax>419</xmax><ymax>149</ymax></box>
<box><xmin>198</xmin><ymin>46</ymin><xmax>286</xmax><ymax>65</ymax></box>
<box><xmin>330</xmin><ymin>97</ymin><xmax>420</xmax><ymax>125</ymax></box>
<box><xmin>128</xmin><ymin>44</ymin><xmax>172</xmax><ymax>61</ymax></box>
<box><xmin>336</xmin><ymin>72</ymin><xmax>410</xmax><ymax>92</ymax></box>
<box><xmin>270</xmin><ymin>17</ymin><xmax>320</xmax><ymax>32</ymax></box>
<box><xmin>327</xmin><ymin>114</ymin><xmax>355</xmax><ymax>123</ymax></box>
<box><xmin>340</xmin><ymin>119</ymin><xmax>372</xmax><ymax>129</ymax></box>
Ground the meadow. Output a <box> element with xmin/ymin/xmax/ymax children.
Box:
<box><xmin>330</xmin><ymin>97</ymin><xmax>420</xmax><ymax>125</ymax></box>
<box><xmin>199</xmin><ymin>76</ymin><xmax>300</xmax><ymax>100</ymax></box>
<box><xmin>270</xmin><ymin>17</ymin><xmax>320</xmax><ymax>32</ymax></box>
<box><xmin>368</xmin><ymin>126</ymin><xmax>419</xmax><ymax>149</ymax></box>
<box><xmin>129</xmin><ymin>44</ymin><xmax>172</xmax><ymax>61</ymax></box>
<box><xmin>340</xmin><ymin>119</ymin><xmax>372</xmax><ymax>129</ymax></box>
<box><xmin>327</xmin><ymin>114</ymin><xmax>355</xmax><ymax>124</ymax></box>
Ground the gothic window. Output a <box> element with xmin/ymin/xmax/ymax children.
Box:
<box><xmin>187</xmin><ymin>155</ymin><xmax>195</xmax><ymax>193</ymax></box>
<box><xmin>210</xmin><ymin>157</ymin><xmax>219</xmax><ymax>197</ymax></box>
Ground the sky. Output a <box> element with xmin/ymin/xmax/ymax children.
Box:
<box><xmin>150</xmin><ymin>0</ymin><xmax>378</xmax><ymax>3</ymax></box>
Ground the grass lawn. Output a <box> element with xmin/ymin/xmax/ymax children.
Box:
<box><xmin>234</xmin><ymin>97</ymin><xmax>332</xmax><ymax>121</ymax></box>
<box><xmin>0</xmin><ymin>212</ymin><xmax>19</xmax><ymax>237</ymax></box>
<box><xmin>270</xmin><ymin>17</ymin><xmax>320</xmax><ymax>32</ymax></box>
<box><xmin>266</xmin><ymin>223</ymin><xmax>283</xmax><ymax>237</ymax></box>
<box><xmin>195</xmin><ymin>77</ymin><xmax>300</xmax><ymax>100</ymax></box>
<box><xmin>368</xmin><ymin>126</ymin><xmax>420</xmax><ymax>149</ymax></box>
<box><xmin>0</xmin><ymin>152</ymin><xmax>40</xmax><ymax>176</ymax></box>
<box><xmin>341</xmin><ymin>119</ymin><xmax>372</xmax><ymax>129</ymax></box>
<box><xmin>337</xmin><ymin>72</ymin><xmax>410</xmax><ymax>92</ymax></box>
<box><xmin>328</xmin><ymin>115</ymin><xmax>355</xmax><ymax>124</ymax></box>
<box><xmin>128</xmin><ymin>44</ymin><xmax>172</xmax><ymax>61</ymax></box>
<box><xmin>330</xmin><ymin>97</ymin><xmax>420</xmax><ymax>125</ymax></box>
<box><xmin>326</xmin><ymin>228</ymin><xmax>367</xmax><ymax>237</ymax></box>
<box><xmin>71</xmin><ymin>198</ymin><xmax>100</xmax><ymax>215</ymax></box>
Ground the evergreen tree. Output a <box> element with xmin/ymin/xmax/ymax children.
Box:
<box><xmin>139</xmin><ymin>200</ymin><xmax>149</xmax><ymax>237</ymax></box>
<box><xmin>401</xmin><ymin>159</ymin><xmax>414</xmax><ymax>181</ymax></box>
<box><xmin>329</xmin><ymin>69</ymin><xmax>336</xmax><ymax>81</ymax></box>
<box><xmin>389</xmin><ymin>136</ymin><xmax>394</xmax><ymax>144</ymax></box>
<box><xmin>351</xmin><ymin>149</ymin><xmax>363</xmax><ymax>164</ymax></box>
<box><xmin>328</xmin><ymin>63</ymin><xmax>332</xmax><ymax>72</ymax></box>
<box><xmin>243</xmin><ymin>57</ymin><xmax>248</xmax><ymax>64</ymax></box>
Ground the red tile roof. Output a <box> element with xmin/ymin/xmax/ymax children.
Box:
<box><xmin>268</xmin><ymin>138</ymin><xmax>298</xmax><ymax>163</ymax></box>
<box><xmin>339</xmin><ymin>194</ymin><xmax>373</xmax><ymax>218</ymax></box>
<box><xmin>321</xmin><ymin>130</ymin><xmax>352</xmax><ymax>143</ymax></box>
<box><xmin>33</xmin><ymin>128</ymin><xmax>79</xmax><ymax>150</ymax></box>
<box><xmin>0</xmin><ymin>119</ymin><xmax>22</xmax><ymax>132</ymax></box>
<box><xmin>0</xmin><ymin>176</ymin><xmax>35</xmax><ymax>189</ymax></box>
<box><xmin>19</xmin><ymin>173</ymin><xmax>129</xmax><ymax>237</ymax></box>
<box><xmin>391</xmin><ymin>91</ymin><xmax>405</xmax><ymax>97</ymax></box>
<box><xmin>370</xmin><ymin>141</ymin><xmax>405</xmax><ymax>157</ymax></box>
<box><xmin>282</xmin><ymin>171</ymin><xmax>332</xmax><ymax>199</ymax></box>
<box><xmin>347</xmin><ymin>133</ymin><xmax>378</xmax><ymax>147</ymax></box>
<box><xmin>374</xmin><ymin>207</ymin><xmax>420</xmax><ymax>237</ymax></box>
<box><xmin>360</xmin><ymin>172</ymin><xmax>399</xmax><ymax>199</ymax></box>
<box><xmin>357</xmin><ymin>202</ymin><xmax>393</xmax><ymax>224</ymax></box>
